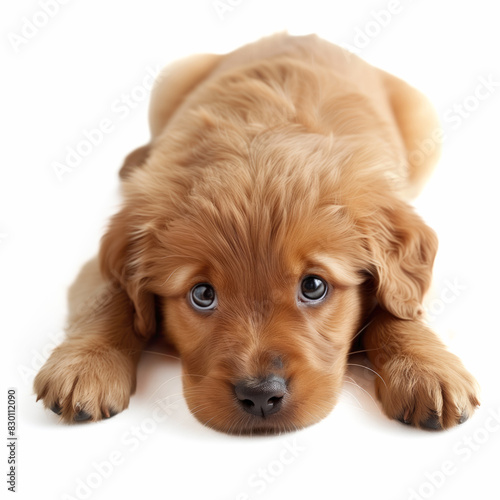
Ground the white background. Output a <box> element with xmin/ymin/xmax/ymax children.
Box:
<box><xmin>2</xmin><ymin>1</ymin><xmax>500</xmax><ymax>499</ymax></box>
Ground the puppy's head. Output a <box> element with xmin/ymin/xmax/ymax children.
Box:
<box><xmin>100</xmin><ymin>128</ymin><xmax>437</xmax><ymax>434</ymax></box>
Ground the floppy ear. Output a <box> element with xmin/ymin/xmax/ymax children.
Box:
<box><xmin>98</xmin><ymin>206</ymin><xmax>157</xmax><ymax>339</ymax></box>
<box><xmin>366</xmin><ymin>200</ymin><xmax>438</xmax><ymax>320</ymax></box>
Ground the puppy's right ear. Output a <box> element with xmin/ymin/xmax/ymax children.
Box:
<box><xmin>119</xmin><ymin>143</ymin><xmax>151</xmax><ymax>179</ymax></box>
<box><xmin>98</xmin><ymin>205</ymin><xmax>157</xmax><ymax>339</ymax></box>
<box><xmin>363</xmin><ymin>199</ymin><xmax>438</xmax><ymax>321</ymax></box>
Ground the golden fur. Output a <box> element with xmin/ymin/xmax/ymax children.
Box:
<box><xmin>34</xmin><ymin>34</ymin><xmax>479</xmax><ymax>432</ymax></box>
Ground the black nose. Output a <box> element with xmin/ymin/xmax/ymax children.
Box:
<box><xmin>234</xmin><ymin>375</ymin><xmax>287</xmax><ymax>417</ymax></box>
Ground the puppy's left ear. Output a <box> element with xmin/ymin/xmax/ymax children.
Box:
<box><xmin>98</xmin><ymin>205</ymin><xmax>157</xmax><ymax>339</ymax></box>
<box><xmin>365</xmin><ymin>199</ymin><xmax>438</xmax><ymax>320</ymax></box>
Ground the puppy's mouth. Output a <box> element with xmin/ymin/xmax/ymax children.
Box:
<box><xmin>183</xmin><ymin>366</ymin><xmax>337</xmax><ymax>434</ymax></box>
<box><xmin>202</xmin><ymin>375</ymin><xmax>315</xmax><ymax>435</ymax></box>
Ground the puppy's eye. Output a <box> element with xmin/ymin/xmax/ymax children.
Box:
<box><xmin>189</xmin><ymin>283</ymin><xmax>217</xmax><ymax>311</ymax></box>
<box><xmin>299</xmin><ymin>275</ymin><xmax>328</xmax><ymax>302</ymax></box>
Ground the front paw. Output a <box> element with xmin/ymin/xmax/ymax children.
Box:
<box><xmin>34</xmin><ymin>339</ymin><xmax>136</xmax><ymax>423</ymax></box>
<box><xmin>376</xmin><ymin>351</ymin><xmax>480</xmax><ymax>430</ymax></box>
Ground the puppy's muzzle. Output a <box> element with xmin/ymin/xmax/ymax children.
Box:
<box><xmin>234</xmin><ymin>375</ymin><xmax>287</xmax><ymax>417</ymax></box>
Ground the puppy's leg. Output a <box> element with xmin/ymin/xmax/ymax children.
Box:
<box><xmin>381</xmin><ymin>70</ymin><xmax>442</xmax><ymax>200</ymax></box>
<box><xmin>362</xmin><ymin>308</ymin><xmax>479</xmax><ymax>429</ymax></box>
<box><xmin>149</xmin><ymin>53</ymin><xmax>222</xmax><ymax>138</ymax></box>
<box><xmin>34</xmin><ymin>258</ymin><xmax>146</xmax><ymax>422</ymax></box>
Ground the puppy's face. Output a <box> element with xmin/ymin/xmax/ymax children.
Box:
<box><xmin>161</xmin><ymin>227</ymin><xmax>367</xmax><ymax>434</ymax></box>
<box><xmin>101</xmin><ymin>131</ymin><xmax>436</xmax><ymax>434</ymax></box>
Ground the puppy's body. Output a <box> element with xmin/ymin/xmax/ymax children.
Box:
<box><xmin>35</xmin><ymin>34</ymin><xmax>479</xmax><ymax>432</ymax></box>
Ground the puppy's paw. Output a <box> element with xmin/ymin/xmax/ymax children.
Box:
<box><xmin>34</xmin><ymin>340</ymin><xmax>136</xmax><ymax>423</ymax></box>
<box><xmin>376</xmin><ymin>351</ymin><xmax>480</xmax><ymax>430</ymax></box>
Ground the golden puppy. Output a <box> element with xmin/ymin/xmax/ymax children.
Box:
<box><xmin>35</xmin><ymin>34</ymin><xmax>479</xmax><ymax>432</ymax></box>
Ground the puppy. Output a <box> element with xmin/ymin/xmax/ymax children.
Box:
<box><xmin>35</xmin><ymin>34</ymin><xmax>479</xmax><ymax>432</ymax></box>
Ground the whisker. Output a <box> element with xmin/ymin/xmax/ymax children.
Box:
<box><xmin>346</xmin><ymin>363</ymin><xmax>387</xmax><ymax>390</ymax></box>
<box><xmin>348</xmin><ymin>347</ymin><xmax>382</xmax><ymax>356</ymax></box>
<box><xmin>342</xmin><ymin>380</ymin><xmax>380</xmax><ymax>412</ymax></box>
<box><xmin>141</xmin><ymin>350</ymin><xmax>181</xmax><ymax>361</ymax></box>
<box><xmin>146</xmin><ymin>373</ymin><xmax>211</xmax><ymax>402</ymax></box>
<box><xmin>146</xmin><ymin>375</ymin><xmax>187</xmax><ymax>401</ymax></box>
<box><xmin>351</xmin><ymin>319</ymin><xmax>374</xmax><ymax>343</ymax></box>
<box><xmin>339</xmin><ymin>386</ymin><xmax>364</xmax><ymax>409</ymax></box>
